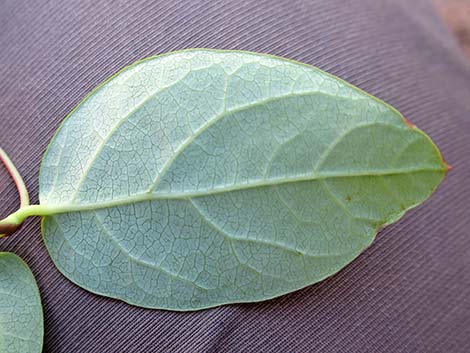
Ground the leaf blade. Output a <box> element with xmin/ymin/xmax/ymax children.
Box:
<box><xmin>0</xmin><ymin>253</ymin><xmax>43</xmax><ymax>352</ymax></box>
<box><xmin>39</xmin><ymin>49</ymin><xmax>447</xmax><ymax>310</ymax></box>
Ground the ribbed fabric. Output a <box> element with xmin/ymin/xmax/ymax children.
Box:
<box><xmin>0</xmin><ymin>0</ymin><xmax>469</xmax><ymax>352</ymax></box>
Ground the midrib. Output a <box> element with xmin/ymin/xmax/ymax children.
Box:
<box><xmin>36</xmin><ymin>166</ymin><xmax>444</xmax><ymax>216</ymax></box>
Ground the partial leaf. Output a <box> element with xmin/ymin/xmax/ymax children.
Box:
<box><xmin>0</xmin><ymin>253</ymin><xmax>43</xmax><ymax>352</ymax></box>
<box><xmin>38</xmin><ymin>49</ymin><xmax>447</xmax><ymax>310</ymax></box>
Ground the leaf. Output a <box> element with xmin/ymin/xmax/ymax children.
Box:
<box><xmin>0</xmin><ymin>253</ymin><xmax>43</xmax><ymax>352</ymax></box>
<box><xmin>38</xmin><ymin>49</ymin><xmax>447</xmax><ymax>310</ymax></box>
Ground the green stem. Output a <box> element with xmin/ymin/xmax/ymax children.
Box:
<box><xmin>0</xmin><ymin>147</ymin><xmax>31</xmax><ymax>237</ymax></box>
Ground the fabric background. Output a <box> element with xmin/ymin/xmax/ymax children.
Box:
<box><xmin>1</xmin><ymin>0</ymin><xmax>469</xmax><ymax>352</ymax></box>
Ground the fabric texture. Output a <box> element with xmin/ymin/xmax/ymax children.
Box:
<box><xmin>0</xmin><ymin>0</ymin><xmax>469</xmax><ymax>352</ymax></box>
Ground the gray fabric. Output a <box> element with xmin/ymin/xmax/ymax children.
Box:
<box><xmin>0</xmin><ymin>0</ymin><xmax>469</xmax><ymax>352</ymax></box>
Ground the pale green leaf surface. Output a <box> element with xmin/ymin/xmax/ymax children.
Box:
<box><xmin>39</xmin><ymin>49</ymin><xmax>446</xmax><ymax>310</ymax></box>
<box><xmin>0</xmin><ymin>253</ymin><xmax>43</xmax><ymax>352</ymax></box>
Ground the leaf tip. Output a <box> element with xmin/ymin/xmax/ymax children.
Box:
<box><xmin>441</xmin><ymin>155</ymin><xmax>453</xmax><ymax>173</ymax></box>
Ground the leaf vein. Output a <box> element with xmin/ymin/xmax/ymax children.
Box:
<box><xmin>92</xmin><ymin>212</ymin><xmax>210</xmax><ymax>291</ymax></box>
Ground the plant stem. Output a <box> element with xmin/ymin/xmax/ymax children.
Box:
<box><xmin>0</xmin><ymin>147</ymin><xmax>30</xmax><ymax>237</ymax></box>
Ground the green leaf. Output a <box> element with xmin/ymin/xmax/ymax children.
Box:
<box><xmin>38</xmin><ymin>49</ymin><xmax>447</xmax><ymax>310</ymax></box>
<box><xmin>0</xmin><ymin>253</ymin><xmax>43</xmax><ymax>352</ymax></box>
